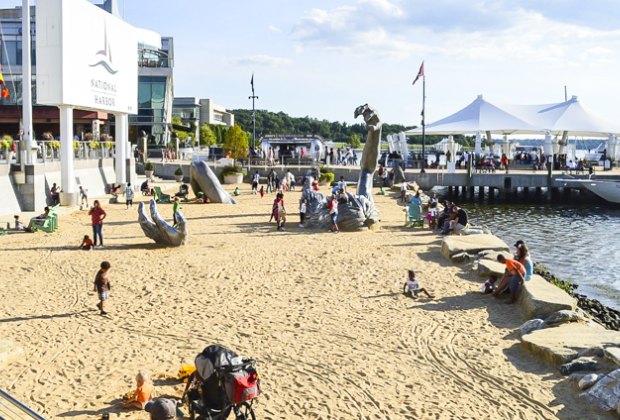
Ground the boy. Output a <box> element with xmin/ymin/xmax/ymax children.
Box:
<box><xmin>94</xmin><ymin>261</ymin><xmax>111</xmax><ymax>315</ymax></box>
<box><xmin>404</xmin><ymin>270</ymin><xmax>434</xmax><ymax>299</ymax></box>
<box><xmin>124</xmin><ymin>183</ymin><xmax>134</xmax><ymax>209</ymax></box>
<box><xmin>299</xmin><ymin>199</ymin><xmax>307</xmax><ymax>227</ymax></box>
<box><xmin>481</xmin><ymin>274</ymin><xmax>498</xmax><ymax>294</ymax></box>
<box><xmin>494</xmin><ymin>254</ymin><xmax>525</xmax><ymax>304</ymax></box>
<box><xmin>172</xmin><ymin>197</ymin><xmax>182</xmax><ymax>225</ymax></box>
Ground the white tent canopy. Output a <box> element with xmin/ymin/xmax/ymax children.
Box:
<box><xmin>405</xmin><ymin>95</ymin><xmax>540</xmax><ymax>136</ymax></box>
<box><xmin>406</xmin><ymin>95</ymin><xmax>620</xmax><ymax>138</ymax></box>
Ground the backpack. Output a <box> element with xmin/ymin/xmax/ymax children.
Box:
<box><xmin>223</xmin><ymin>365</ymin><xmax>260</xmax><ymax>403</ymax></box>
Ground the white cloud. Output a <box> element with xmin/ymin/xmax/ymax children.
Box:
<box><xmin>268</xmin><ymin>25</ymin><xmax>282</xmax><ymax>33</ymax></box>
<box><xmin>359</xmin><ymin>0</ymin><xmax>404</xmax><ymax>17</ymax></box>
<box><xmin>234</xmin><ymin>55</ymin><xmax>292</xmax><ymax>67</ymax></box>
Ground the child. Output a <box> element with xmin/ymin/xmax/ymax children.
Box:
<box><xmin>426</xmin><ymin>202</ymin><xmax>438</xmax><ymax>230</ymax></box>
<box><xmin>122</xmin><ymin>370</ymin><xmax>154</xmax><ymax>409</ymax></box>
<box><xmin>480</xmin><ymin>274</ymin><xmax>498</xmax><ymax>294</ymax></box>
<box><xmin>94</xmin><ymin>261</ymin><xmax>111</xmax><ymax>315</ymax></box>
<box><xmin>124</xmin><ymin>183</ymin><xmax>134</xmax><ymax>209</ymax></box>
<box><xmin>259</xmin><ymin>185</ymin><xmax>265</xmax><ymax>198</ymax></box>
<box><xmin>79</xmin><ymin>186</ymin><xmax>89</xmax><ymax>210</ymax></box>
<box><xmin>172</xmin><ymin>197</ymin><xmax>181</xmax><ymax>225</ymax></box>
<box><xmin>299</xmin><ymin>199</ymin><xmax>307</xmax><ymax>228</ymax></box>
<box><xmin>14</xmin><ymin>215</ymin><xmax>24</xmax><ymax>230</ymax></box>
<box><xmin>404</xmin><ymin>270</ymin><xmax>434</xmax><ymax>299</ymax></box>
<box><xmin>80</xmin><ymin>235</ymin><xmax>94</xmax><ymax>251</ymax></box>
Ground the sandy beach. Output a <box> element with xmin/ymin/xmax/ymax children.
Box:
<box><xmin>0</xmin><ymin>183</ymin><xmax>608</xmax><ymax>419</ymax></box>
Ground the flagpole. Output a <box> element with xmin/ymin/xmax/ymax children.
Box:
<box><xmin>421</xmin><ymin>72</ymin><xmax>426</xmax><ymax>173</ymax></box>
<box><xmin>248</xmin><ymin>73</ymin><xmax>258</xmax><ymax>150</ymax></box>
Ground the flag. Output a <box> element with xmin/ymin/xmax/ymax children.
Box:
<box><xmin>1</xmin><ymin>85</ymin><xmax>9</xmax><ymax>99</ymax></box>
<box><xmin>412</xmin><ymin>61</ymin><xmax>424</xmax><ymax>86</ymax></box>
<box><xmin>250</xmin><ymin>73</ymin><xmax>254</xmax><ymax>93</ymax></box>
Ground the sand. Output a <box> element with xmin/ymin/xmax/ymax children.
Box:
<box><xmin>0</xmin><ymin>183</ymin><xmax>608</xmax><ymax>419</ymax></box>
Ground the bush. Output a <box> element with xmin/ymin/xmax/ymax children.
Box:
<box><xmin>174</xmin><ymin>166</ymin><xmax>184</xmax><ymax>176</ymax></box>
<box><xmin>319</xmin><ymin>171</ymin><xmax>335</xmax><ymax>185</ymax></box>
<box><xmin>220</xmin><ymin>165</ymin><xmax>244</xmax><ymax>177</ymax></box>
<box><xmin>144</xmin><ymin>161</ymin><xmax>154</xmax><ymax>171</ymax></box>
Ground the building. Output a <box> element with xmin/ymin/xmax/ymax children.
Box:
<box><xmin>0</xmin><ymin>0</ymin><xmax>174</xmax><ymax>146</ymax></box>
<box><xmin>171</xmin><ymin>97</ymin><xmax>234</xmax><ymax>145</ymax></box>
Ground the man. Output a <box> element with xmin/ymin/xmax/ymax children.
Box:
<box><xmin>450</xmin><ymin>205</ymin><xmax>468</xmax><ymax>234</ymax></box>
<box><xmin>251</xmin><ymin>171</ymin><xmax>260</xmax><ymax>194</ymax></box>
<box><xmin>145</xmin><ymin>398</ymin><xmax>178</xmax><ymax>420</ymax></box>
<box><xmin>494</xmin><ymin>254</ymin><xmax>526</xmax><ymax>304</ymax></box>
<box><xmin>337</xmin><ymin>176</ymin><xmax>347</xmax><ymax>192</ymax></box>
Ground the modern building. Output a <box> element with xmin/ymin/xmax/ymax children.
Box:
<box><xmin>0</xmin><ymin>0</ymin><xmax>174</xmax><ymax>146</ymax></box>
<box><xmin>172</xmin><ymin>97</ymin><xmax>235</xmax><ymax>144</ymax></box>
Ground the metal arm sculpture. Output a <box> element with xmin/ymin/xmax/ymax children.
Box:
<box><xmin>190</xmin><ymin>160</ymin><xmax>237</xmax><ymax>204</ymax></box>
<box><xmin>138</xmin><ymin>199</ymin><xmax>187</xmax><ymax>246</ymax></box>
<box><xmin>301</xmin><ymin>104</ymin><xmax>381</xmax><ymax>231</ymax></box>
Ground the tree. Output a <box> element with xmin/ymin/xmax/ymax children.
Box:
<box><xmin>223</xmin><ymin>125</ymin><xmax>249</xmax><ymax>161</ymax></box>
<box><xmin>349</xmin><ymin>133</ymin><xmax>362</xmax><ymax>149</ymax></box>
<box><xmin>171</xmin><ymin>117</ymin><xmax>189</xmax><ymax>142</ymax></box>
<box><xmin>200</xmin><ymin>124</ymin><xmax>216</xmax><ymax>147</ymax></box>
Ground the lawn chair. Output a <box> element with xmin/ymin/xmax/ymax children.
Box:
<box><xmin>153</xmin><ymin>186</ymin><xmax>171</xmax><ymax>204</ymax></box>
<box><xmin>405</xmin><ymin>203</ymin><xmax>424</xmax><ymax>228</ymax></box>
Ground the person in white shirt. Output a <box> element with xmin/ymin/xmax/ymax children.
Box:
<box><xmin>404</xmin><ymin>270</ymin><xmax>434</xmax><ymax>299</ymax></box>
<box><xmin>299</xmin><ymin>199</ymin><xmax>307</xmax><ymax>227</ymax></box>
<box><xmin>124</xmin><ymin>183</ymin><xmax>134</xmax><ymax>209</ymax></box>
<box><xmin>337</xmin><ymin>176</ymin><xmax>347</xmax><ymax>192</ymax></box>
<box><xmin>286</xmin><ymin>170</ymin><xmax>296</xmax><ymax>191</ymax></box>
<box><xmin>251</xmin><ymin>171</ymin><xmax>260</xmax><ymax>194</ymax></box>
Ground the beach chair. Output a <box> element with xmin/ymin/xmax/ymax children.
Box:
<box><xmin>0</xmin><ymin>388</ymin><xmax>46</xmax><ymax>419</ymax></box>
<box><xmin>153</xmin><ymin>186</ymin><xmax>171</xmax><ymax>203</ymax></box>
<box><xmin>31</xmin><ymin>216</ymin><xmax>55</xmax><ymax>233</ymax></box>
<box><xmin>405</xmin><ymin>203</ymin><xmax>424</xmax><ymax>228</ymax></box>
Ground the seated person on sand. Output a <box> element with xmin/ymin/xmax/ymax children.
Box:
<box><xmin>141</xmin><ymin>180</ymin><xmax>155</xmax><ymax>196</ymax></box>
<box><xmin>27</xmin><ymin>207</ymin><xmax>50</xmax><ymax>231</ymax></box>
<box><xmin>14</xmin><ymin>215</ymin><xmax>25</xmax><ymax>230</ymax></box>
<box><xmin>50</xmin><ymin>183</ymin><xmax>61</xmax><ymax>205</ymax></box>
<box><xmin>480</xmin><ymin>274</ymin><xmax>498</xmax><ymax>294</ymax></box>
<box><xmin>80</xmin><ymin>235</ymin><xmax>94</xmax><ymax>251</ymax></box>
<box><xmin>493</xmin><ymin>255</ymin><xmax>526</xmax><ymax>304</ymax></box>
<box><xmin>122</xmin><ymin>370</ymin><xmax>154</xmax><ymax>409</ymax></box>
<box><xmin>404</xmin><ymin>270</ymin><xmax>434</xmax><ymax>299</ymax></box>
<box><xmin>448</xmin><ymin>205</ymin><xmax>468</xmax><ymax>234</ymax></box>
<box><xmin>175</xmin><ymin>184</ymin><xmax>189</xmax><ymax>199</ymax></box>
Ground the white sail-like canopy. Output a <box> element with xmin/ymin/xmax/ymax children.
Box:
<box><xmin>405</xmin><ymin>95</ymin><xmax>540</xmax><ymax>136</ymax></box>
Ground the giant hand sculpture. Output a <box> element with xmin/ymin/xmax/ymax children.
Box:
<box><xmin>138</xmin><ymin>199</ymin><xmax>187</xmax><ymax>246</ymax></box>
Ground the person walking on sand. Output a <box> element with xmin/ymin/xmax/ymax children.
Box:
<box><xmin>94</xmin><ymin>261</ymin><xmax>111</xmax><ymax>315</ymax></box>
<box><xmin>88</xmin><ymin>200</ymin><xmax>107</xmax><ymax>248</ymax></box>
<box><xmin>124</xmin><ymin>183</ymin><xmax>134</xmax><ymax>209</ymax></box>
<box><xmin>172</xmin><ymin>197</ymin><xmax>182</xmax><ymax>226</ymax></box>
<box><xmin>404</xmin><ymin>270</ymin><xmax>434</xmax><ymax>299</ymax></box>
<box><xmin>79</xmin><ymin>185</ymin><xmax>89</xmax><ymax>210</ymax></box>
<box><xmin>328</xmin><ymin>193</ymin><xmax>339</xmax><ymax>233</ymax></box>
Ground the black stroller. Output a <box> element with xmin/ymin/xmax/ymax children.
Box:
<box><xmin>183</xmin><ymin>345</ymin><xmax>260</xmax><ymax>420</ymax></box>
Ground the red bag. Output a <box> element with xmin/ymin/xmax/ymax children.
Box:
<box><xmin>225</xmin><ymin>369</ymin><xmax>260</xmax><ymax>403</ymax></box>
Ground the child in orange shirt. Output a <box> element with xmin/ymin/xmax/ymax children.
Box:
<box><xmin>123</xmin><ymin>371</ymin><xmax>154</xmax><ymax>409</ymax></box>
<box><xmin>80</xmin><ymin>235</ymin><xmax>93</xmax><ymax>250</ymax></box>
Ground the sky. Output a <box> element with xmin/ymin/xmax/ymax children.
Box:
<box><xmin>8</xmin><ymin>0</ymin><xmax>620</xmax><ymax>127</ymax></box>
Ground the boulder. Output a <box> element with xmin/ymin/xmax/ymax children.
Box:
<box><xmin>560</xmin><ymin>357</ymin><xmax>599</xmax><ymax>376</ymax></box>
<box><xmin>476</xmin><ymin>259</ymin><xmax>506</xmax><ymax>278</ymax></box>
<box><xmin>519</xmin><ymin>319</ymin><xmax>546</xmax><ymax>336</ymax></box>
<box><xmin>521</xmin><ymin>323</ymin><xmax>620</xmax><ymax>365</ymax></box>
<box><xmin>441</xmin><ymin>234</ymin><xmax>510</xmax><ymax>261</ymax></box>
<box><xmin>579</xmin><ymin>374</ymin><xmax>602</xmax><ymax>390</ymax></box>
<box><xmin>477</xmin><ymin>249</ymin><xmax>510</xmax><ymax>260</ymax></box>
<box><xmin>518</xmin><ymin>275</ymin><xmax>576</xmax><ymax>320</ymax></box>
<box><xmin>605</xmin><ymin>347</ymin><xmax>620</xmax><ymax>368</ymax></box>
<box><xmin>545</xmin><ymin>310</ymin><xmax>587</xmax><ymax>326</ymax></box>
<box><xmin>580</xmin><ymin>369</ymin><xmax>620</xmax><ymax>412</ymax></box>
<box><xmin>451</xmin><ymin>252</ymin><xmax>471</xmax><ymax>264</ymax></box>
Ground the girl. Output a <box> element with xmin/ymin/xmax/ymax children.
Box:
<box><xmin>404</xmin><ymin>270</ymin><xmax>434</xmax><ymax>299</ymax></box>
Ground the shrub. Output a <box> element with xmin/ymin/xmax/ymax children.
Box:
<box><xmin>174</xmin><ymin>166</ymin><xmax>184</xmax><ymax>176</ymax></box>
<box><xmin>220</xmin><ymin>165</ymin><xmax>244</xmax><ymax>177</ymax></box>
<box><xmin>144</xmin><ymin>161</ymin><xmax>154</xmax><ymax>171</ymax></box>
<box><xmin>51</xmin><ymin>140</ymin><xmax>61</xmax><ymax>149</ymax></box>
<box><xmin>90</xmin><ymin>140</ymin><xmax>100</xmax><ymax>149</ymax></box>
<box><xmin>319</xmin><ymin>171</ymin><xmax>335</xmax><ymax>185</ymax></box>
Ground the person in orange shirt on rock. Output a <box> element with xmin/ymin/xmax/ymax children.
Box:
<box><xmin>123</xmin><ymin>370</ymin><xmax>154</xmax><ymax>409</ymax></box>
<box><xmin>493</xmin><ymin>254</ymin><xmax>526</xmax><ymax>304</ymax></box>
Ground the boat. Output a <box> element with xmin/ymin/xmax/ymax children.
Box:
<box><xmin>556</xmin><ymin>178</ymin><xmax>620</xmax><ymax>204</ymax></box>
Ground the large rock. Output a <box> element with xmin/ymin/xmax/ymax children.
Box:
<box><xmin>605</xmin><ymin>347</ymin><xmax>620</xmax><ymax>368</ymax></box>
<box><xmin>580</xmin><ymin>369</ymin><xmax>620</xmax><ymax>412</ymax></box>
<box><xmin>545</xmin><ymin>310</ymin><xmax>587</xmax><ymax>326</ymax></box>
<box><xmin>521</xmin><ymin>323</ymin><xmax>620</xmax><ymax>365</ymax></box>
<box><xmin>518</xmin><ymin>275</ymin><xmax>577</xmax><ymax>320</ymax></box>
<box><xmin>476</xmin><ymin>259</ymin><xmax>506</xmax><ymax>277</ymax></box>
<box><xmin>441</xmin><ymin>234</ymin><xmax>509</xmax><ymax>261</ymax></box>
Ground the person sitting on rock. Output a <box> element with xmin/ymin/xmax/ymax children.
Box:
<box><xmin>493</xmin><ymin>255</ymin><xmax>526</xmax><ymax>304</ymax></box>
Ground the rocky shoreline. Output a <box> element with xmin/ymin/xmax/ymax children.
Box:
<box><xmin>534</xmin><ymin>263</ymin><xmax>620</xmax><ymax>331</ymax></box>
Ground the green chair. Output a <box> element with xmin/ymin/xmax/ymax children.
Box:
<box><xmin>405</xmin><ymin>203</ymin><xmax>424</xmax><ymax>228</ymax></box>
<box><xmin>153</xmin><ymin>186</ymin><xmax>171</xmax><ymax>203</ymax></box>
<box><xmin>31</xmin><ymin>216</ymin><xmax>55</xmax><ymax>233</ymax></box>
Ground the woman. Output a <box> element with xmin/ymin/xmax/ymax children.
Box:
<box><xmin>515</xmin><ymin>242</ymin><xmax>533</xmax><ymax>281</ymax></box>
<box><xmin>88</xmin><ymin>200</ymin><xmax>107</xmax><ymax>248</ymax></box>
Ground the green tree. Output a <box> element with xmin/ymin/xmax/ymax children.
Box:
<box><xmin>349</xmin><ymin>133</ymin><xmax>362</xmax><ymax>149</ymax></box>
<box><xmin>171</xmin><ymin>117</ymin><xmax>189</xmax><ymax>142</ymax></box>
<box><xmin>223</xmin><ymin>125</ymin><xmax>249</xmax><ymax>161</ymax></box>
<box><xmin>200</xmin><ymin>124</ymin><xmax>216</xmax><ymax>147</ymax></box>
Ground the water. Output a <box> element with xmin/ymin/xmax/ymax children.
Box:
<box><xmin>441</xmin><ymin>197</ymin><xmax>620</xmax><ymax>310</ymax></box>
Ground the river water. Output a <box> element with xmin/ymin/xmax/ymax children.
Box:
<box><xmin>437</xmin><ymin>194</ymin><xmax>620</xmax><ymax>310</ymax></box>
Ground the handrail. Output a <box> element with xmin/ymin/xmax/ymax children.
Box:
<box><xmin>0</xmin><ymin>389</ymin><xmax>46</xmax><ymax>419</ymax></box>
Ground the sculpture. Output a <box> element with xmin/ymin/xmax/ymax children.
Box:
<box><xmin>301</xmin><ymin>104</ymin><xmax>381</xmax><ymax>231</ymax></box>
<box><xmin>190</xmin><ymin>160</ymin><xmax>237</xmax><ymax>204</ymax></box>
<box><xmin>138</xmin><ymin>199</ymin><xmax>187</xmax><ymax>246</ymax></box>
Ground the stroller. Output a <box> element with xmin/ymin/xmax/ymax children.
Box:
<box><xmin>183</xmin><ymin>345</ymin><xmax>260</xmax><ymax>420</ymax></box>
